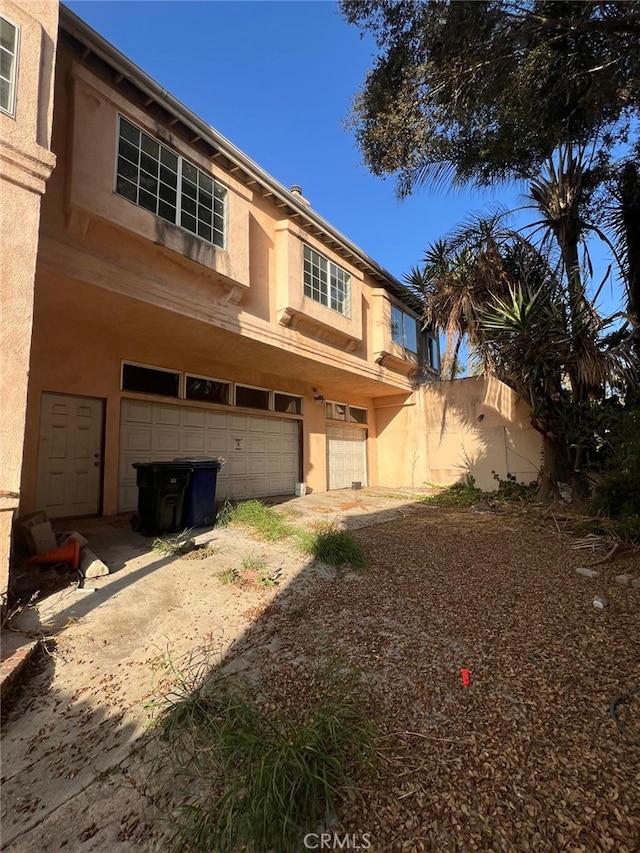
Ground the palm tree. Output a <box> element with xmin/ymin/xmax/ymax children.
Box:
<box><xmin>407</xmin><ymin>197</ymin><xmax>636</xmax><ymax>503</ymax></box>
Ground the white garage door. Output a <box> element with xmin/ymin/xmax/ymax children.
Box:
<box><xmin>119</xmin><ymin>399</ymin><xmax>299</xmax><ymax>511</ymax></box>
<box><xmin>326</xmin><ymin>424</ymin><xmax>367</xmax><ymax>490</ymax></box>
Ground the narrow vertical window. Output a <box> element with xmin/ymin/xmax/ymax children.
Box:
<box><xmin>0</xmin><ymin>16</ymin><xmax>19</xmax><ymax>117</ymax></box>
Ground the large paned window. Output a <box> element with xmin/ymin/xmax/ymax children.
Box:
<box><xmin>116</xmin><ymin>116</ymin><xmax>227</xmax><ymax>248</ymax></box>
<box><xmin>0</xmin><ymin>16</ymin><xmax>19</xmax><ymax>117</ymax></box>
<box><xmin>391</xmin><ymin>305</ymin><xmax>418</xmax><ymax>352</ymax></box>
<box><xmin>303</xmin><ymin>245</ymin><xmax>351</xmax><ymax>316</ymax></box>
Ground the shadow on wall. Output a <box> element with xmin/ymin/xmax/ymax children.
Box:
<box><xmin>424</xmin><ymin>375</ymin><xmax>541</xmax><ymax>492</ymax></box>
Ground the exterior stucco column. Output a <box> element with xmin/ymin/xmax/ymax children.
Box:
<box><xmin>0</xmin><ymin>0</ymin><xmax>58</xmax><ymax>612</ymax></box>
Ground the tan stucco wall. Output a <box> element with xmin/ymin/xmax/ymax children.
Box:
<box><xmin>0</xmin><ymin>0</ymin><xmax>58</xmax><ymax>603</ymax></box>
<box><xmin>21</xmin><ymin>271</ymin><xmax>377</xmax><ymax>514</ymax></box>
<box><xmin>375</xmin><ymin>377</ymin><xmax>541</xmax><ymax>492</ymax></box>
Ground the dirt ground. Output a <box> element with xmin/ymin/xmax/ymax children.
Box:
<box><xmin>1</xmin><ymin>498</ymin><xmax>639</xmax><ymax>852</ymax></box>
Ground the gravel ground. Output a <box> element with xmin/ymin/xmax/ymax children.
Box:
<box><xmin>2</xmin><ymin>502</ymin><xmax>639</xmax><ymax>851</ymax></box>
<box><xmin>230</xmin><ymin>505</ymin><xmax>640</xmax><ymax>852</ymax></box>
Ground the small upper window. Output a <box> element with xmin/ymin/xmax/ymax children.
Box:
<box><xmin>0</xmin><ymin>16</ymin><xmax>19</xmax><ymax>117</ymax></box>
<box><xmin>303</xmin><ymin>245</ymin><xmax>351</xmax><ymax>316</ymax></box>
<box><xmin>235</xmin><ymin>385</ymin><xmax>270</xmax><ymax>410</ymax></box>
<box><xmin>427</xmin><ymin>335</ymin><xmax>440</xmax><ymax>372</ymax></box>
<box><xmin>391</xmin><ymin>305</ymin><xmax>418</xmax><ymax>353</ymax></box>
<box><xmin>122</xmin><ymin>362</ymin><xmax>180</xmax><ymax>398</ymax></box>
<box><xmin>274</xmin><ymin>393</ymin><xmax>302</xmax><ymax>415</ymax></box>
<box><xmin>185</xmin><ymin>375</ymin><xmax>230</xmax><ymax>405</ymax></box>
<box><xmin>116</xmin><ymin>116</ymin><xmax>227</xmax><ymax>248</ymax></box>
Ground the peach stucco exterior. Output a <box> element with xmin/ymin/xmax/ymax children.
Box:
<box><xmin>0</xmin><ymin>0</ymin><xmax>58</xmax><ymax>607</ymax></box>
<box><xmin>2</xmin><ymin>5</ymin><xmax>541</xmax><ymax>601</ymax></box>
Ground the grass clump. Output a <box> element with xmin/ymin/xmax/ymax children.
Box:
<box><xmin>149</xmin><ymin>650</ymin><xmax>376</xmax><ymax>853</ymax></box>
<box><xmin>298</xmin><ymin>523</ymin><xmax>366</xmax><ymax>570</ymax></box>
<box><xmin>423</xmin><ymin>475</ymin><xmax>489</xmax><ymax>507</ymax></box>
<box><xmin>151</xmin><ymin>529</ymin><xmax>196</xmax><ymax>556</ymax></box>
<box><xmin>217</xmin><ymin>567</ymin><xmax>240</xmax><ymax>585</ymax></box>
<box><xmin>217</xmin><ymin>499</ymin><xmax>294</xmax><ymax>541</ymax></box>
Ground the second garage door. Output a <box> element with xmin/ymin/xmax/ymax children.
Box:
<box><xmin>326</xmin><ymin>424</ymin><xmax>367</xmax><ymax>490</ymax></box>
<box><xmin>119</xmin><ymin>399</ymin><xmax>299</xmax><ymax>511</ymax></box>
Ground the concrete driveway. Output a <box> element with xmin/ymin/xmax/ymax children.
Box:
<box><xmin>0</xmin><ymin>488</ymin><xmax>429</xmax><ymax>851</ymax></box>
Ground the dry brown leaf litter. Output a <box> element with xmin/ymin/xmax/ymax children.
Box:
<box><xmin>226</xmin><ymin>505</ymin><xmax>640</xmax><ymax>852</ymax></box>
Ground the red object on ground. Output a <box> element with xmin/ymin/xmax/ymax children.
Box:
<box><xmin>460</xmin><ymin>668</ymin><xmax>471</xmax><ymax>687</ymax></box>
<box><xmin>20</xmin><ymin>539</ymin><xmax>81</xmax><ymax>572</ymax></box>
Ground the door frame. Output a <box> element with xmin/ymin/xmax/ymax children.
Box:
<box><xmin>36</xmin><ymin>391</ymin><xmax>106</xmax><ymax>517</ymax></box>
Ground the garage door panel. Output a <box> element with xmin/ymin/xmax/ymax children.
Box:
<box><xmin>154</xmin><ymin>430</ymin><xmax>181</xmax><ymax>452</ymax></box>
<box><xmin>121</xmin><ymin>427</ymin><xmax>153</xmax><ymax>453</ymax></box>
<box><xmin>184</xmin><ymin>409</ymin><xmax>206</xmax><ymax>428</ymax></box>
<box><xmin>123</xmin><ymin>400</ymin><xmax>153</xmax><ymax>424</ymax></box>
<box><xmin>155</xmin><ymin>406</ymin><xmax>181</xmax><ymax>426</ymax></box>
<box><xmin>181</xmin><ymin>431</ymin><xmax>206</xmax><ymax>454</ymax></box>
<box><xmin>120</xmin><ymin>402</ymin><xmax>299</xmax><ymax>511</ymax></box>
<box><xmin>206</xmin><ymin>434</ymin><xmax>228</xmax><ymax>454</ymax></box>
<box><xmin>327</xmin><ymin>424</ymin><xmax>367</xmax><ymax>490</ymax></box>
<box><xmin>206</xmin><ymin>410</ymin><xmax>229</xmax><ymax>429</ymax></box>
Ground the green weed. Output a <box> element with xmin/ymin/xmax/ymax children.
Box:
<box><xmin>216</xmin><ymin>499</ymin><xmax>294</xmax><ymax>541</ymax></box>
<box><xmin>151</xmin><ymin>529</ymin><xmax>196</xmax><ymax>556</ymax></box>
<box><xmin>148</xmin><ymin>650</ymin><xmax>376</xmax><ymax>852</ymax></box>
<box><xmin>297</xmin><ymin>523</ymin><xmax>366</xmax><ymax>570</ymax></box>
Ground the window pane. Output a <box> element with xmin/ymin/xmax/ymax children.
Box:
<box><xmin>182</xmin><ymin>195</ymin><xmax>196</xmax><ymax>215</ymax></box>
<box><xmin>138</xmin><ymin>188</ymin><xmax>157</xmax><ymax>212</ymax></box>
<box><xmin>139</xmin><ymin>172</ymin><xmax>158</xmax><ymax>194</ymax></box>
<box><xmin>141</xmin><ymin>134</ymin><xmax>159</xmax><ymax>158</ymax></box>
<box><xmin>0</xmin><ymin>77</ymin><xmax>10</xmax><ymax>111</ymax></box>
<box><xmin>1</xmin><ymin>47</ymin><xmax>13</xmax><ymax>78</ymax></box>
<box><xmin>236</xmin><ymin>386</ymin><xmax>270</xmax><ymax>410</ymax></box>
<box><xmin>122</xmin><ymin>363</ymin><xmax>180</xmax><ymax>397</ymax></box>
<box><xmin>391</xmin><ymin>306</ymin><xmax>403</xmax><ymax>345</ymax></box>
<box><xmin>115</xmin><ymin>176</ymin><xmax>137</xmax><ymax>202</ymax></box>
<box><xmin>0</xmin><ymin>18</ymin><xmax>17</xmax><ymax>51</ymax></box>
<box><xmin>182</xmin><ymin>161</ymin><xmax>197</xmax><ymax>182</ymax></box>
<box><xmin>120</xmin><ymin>117</ymin><xmax>140</xmax><ymax>145</ymax></box>
<box><xmin>119</xmin><ymin>137</ymin><xmax>139</xmax><ymax>164</ymax></box>
<box><xmin>197</xmin><ymin>220</ymin><xmax>212</xmax><ymax>241</ymax></box>
<box><xmin>185</xmin><ymin>376</ymin><xmax>230</xmax><ymax>404</ymax></box>
<box><xmin>160</xmin><ymin>147</ymin><xmax>178</xmax><ymax>170</ymax></box>
<box><xmin>348</xmin><ymin>407</ymin><xmax>368</xmax><ymax>424</ymax></box>
<box><xmin>200</xmin><ymin>173</ymin><xmax>212</xmax><ymax>194</ymax></box>
<box><xmin>181</xmin><ymin>212</ymin><xmax>197</xmax><ymax>233</ymax></box>
<box><xmin>404</xmin><ymin>317</ymin><xmax>418</xmax><ymax>352</ymax></box>
<box><xmin>159</xmin><ymin>182</ymin><xmax>177</xmax><ymax>205</ymax></box>
<box><xmin>274</xmin><ymin>393</ymin><xmax>302</xmax><ymax>414</ymax></box>
<box><xmin>158</xmin><ymin>200</ymin><xmax>176</xmax><ymax>222</ymax></box>
<box><xmin>140</xmin><ymin>152</ymin><xmax>159</xmax><ymax>176</ymax></box>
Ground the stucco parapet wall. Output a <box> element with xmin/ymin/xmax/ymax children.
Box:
<box><xmin>0</xmin><ymin>139</ymin><xmax>56</xmax><ymax>195</ymax></box>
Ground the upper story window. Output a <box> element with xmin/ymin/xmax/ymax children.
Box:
<box><xmin>116</xmin><ymin>116</ymin><xmax>227</xmax><ymax>249</ymax></box>
<box><xmin>391</xmin><ymin>304</ymin><xmax>418</xmax><ymax>353</ymax></box>
<box><xmin>427</xmin><ymin>335</ymin><xmax>440</xmax><ymax>372</ymax></box>
<box><xmin>0</xmin><ymin>16</ymin><xmax>19</xmax><ymax>117</ymax></box>
<box><xmin>303</xmin><ymin>245</ymin><xmax>351</xmax><ymax>316</ymax></box>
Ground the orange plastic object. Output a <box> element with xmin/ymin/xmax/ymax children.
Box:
<box><xmin>20</xmin><ymin>538</ymin><xmax>81</xmax><ymax>572</ymax></box>
<box><xmin>460</xmin><ymin>668</ymin><xmax>471</xmax><ymax>687</ymax></box>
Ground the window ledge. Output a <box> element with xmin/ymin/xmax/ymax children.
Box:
<box><xmin>278</xmin><ymin>307</ymin><xmax>359</xmax><ymax>353</ymax></box>
<box><xmin>374</xmin><ymin>349</ymin><xmax>420</xmax><ymax>376</ymax></box>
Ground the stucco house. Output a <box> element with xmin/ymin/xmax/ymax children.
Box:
<box><xmin>1</xmin><ymin>2</ymin><xmax>541</xmax><ymax>607</ymax></box>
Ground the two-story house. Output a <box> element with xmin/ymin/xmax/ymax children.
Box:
<box><xmin>16</xmin><ymin>5</ymin><xmax>445</xmax><ymax>522</ymax></box>
<box><xmin>6</xmin><ymin>3</ymin><xmax>540</xmax><ymax>564</ymax></box>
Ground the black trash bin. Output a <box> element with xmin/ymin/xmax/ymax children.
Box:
<box><xmin>174</xmin><ymin>458</ymin><xmax>224</xmax><ymax>528</ymax></box>
<box><xmin>131</xmin><ymin>462</ymin><xmax>192</xmax><ymax>535</ymax></box>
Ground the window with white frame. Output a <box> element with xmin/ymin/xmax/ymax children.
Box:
<box><xmin>427</xmin><ymin>335</ymin><xmax>440</xmax><ymax>372</ymax></box>
<box><xmin>116</xmin><ymin>116</ymin><xmax>227</xmax><ymax>248</ymax></box>
<box><xmin>303</xmin><ymin>245</ymin><xmax>351</xmax><ymax>316</ymax></box>
<box><xmin>121</xmin><ymin>362</ymin><xmax>180</xmax><ymax>398</ymax></box>
<box><xmin>325</xmin><ymin>402</ymin><xmax>367</xmax><ymax>424</ymax></box>
<box><xmin>391</xmin><ymin>304</ymin><xmax>418</xmax><ymax>352</ymax></box>
<box><xmin>0</xmin><ymin>16</ymin><xmax>19</xmax><ymax>117</ymax></box>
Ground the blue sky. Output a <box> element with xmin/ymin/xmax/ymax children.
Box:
<box><xmin>65</xmin><ymin>0</ymin><xmax>622</xmax><ymax>317</ymax></box>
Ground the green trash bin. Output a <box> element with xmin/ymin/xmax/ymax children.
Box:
<box><xmin>131</xmin><ymin>462</ymin><xmax>192</xmax><ymax>535</ymax></box>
